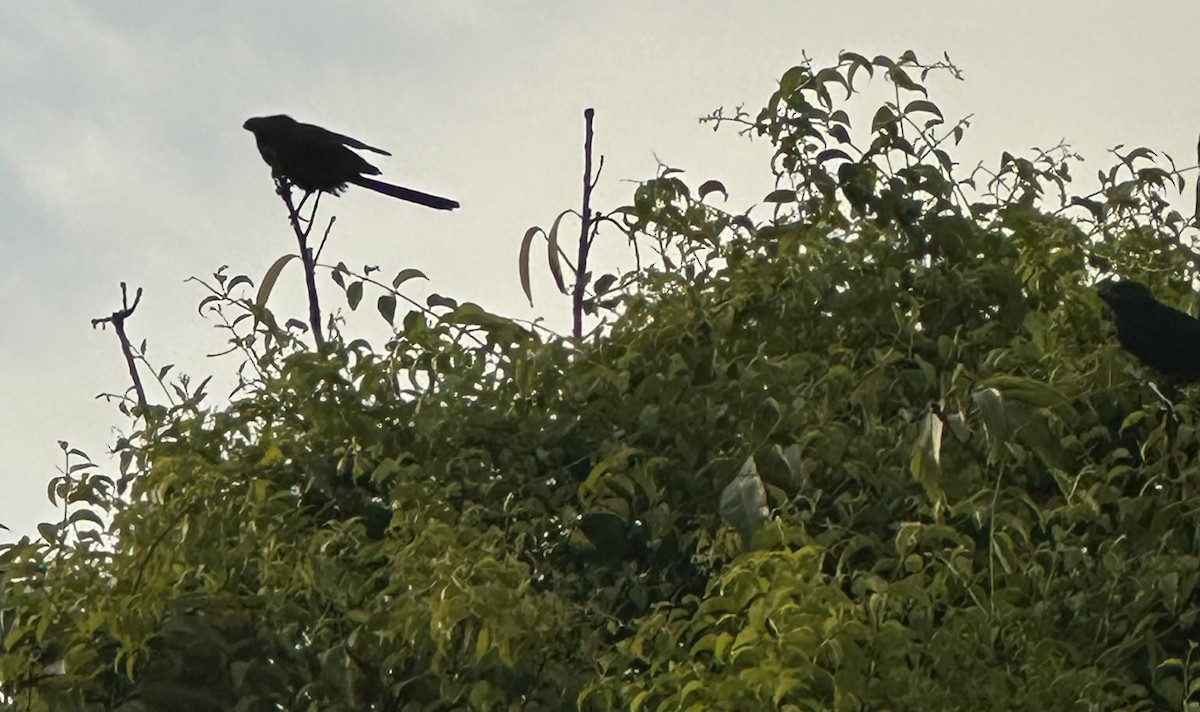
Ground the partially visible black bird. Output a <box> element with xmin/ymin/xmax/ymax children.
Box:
<box><xmin>242</xmin><ymin>115</ymin><xmax>459</xmax><ymax>210</ymax></box>
<box><xmin>1097</xmin><ymin>279</ymin><xmax>1200</xmax><ymax>384</ymax></box>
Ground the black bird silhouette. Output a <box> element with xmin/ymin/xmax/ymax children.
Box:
<box><xmin>243</xmin><ymin>115</ymin><xmax>459</xmax><ymax>210</ymax></box>
<box><xmin>1097</xmin><ymin>279</ymin><xmax>1200</xmax><ymax>384</ymax></box>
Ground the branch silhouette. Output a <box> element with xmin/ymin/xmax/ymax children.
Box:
<box><xmin>91</xmin><ymin>283</ymin><xmax>147</xmax><ymax>413</ymax></box>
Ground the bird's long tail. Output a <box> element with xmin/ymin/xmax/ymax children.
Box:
<box><xmin>350</xmin><ymin>176</ymin><xmax>459</xmax><ymax>211</ymax></box>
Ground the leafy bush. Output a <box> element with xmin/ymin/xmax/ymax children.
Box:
<box><xmin>3</xmin><ymin>52</ymin><xmax>1198</xmax><ymax>711</ymax></box>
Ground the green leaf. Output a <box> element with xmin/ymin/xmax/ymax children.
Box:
<box><xmin>719</xmin><ymin>457</ymin><xmax>769</xmax><ymax>549</ymax></box>
<box><xmin>979</xmin><ymin>375</ymin><xmax>1067</xmax><ymax>408</ymax></box>
<box><xmin>909</xmin><ymin>409</ymin><xmax>944</xmax><ymax>502</ymax></box>
<box><xmin>427</xmin><ymin>293</ymin><xmax>458</xmax><ymax>309</ymax></box>
<box><xmin>37</xmin><ymin>522</ymin><xmax>61</xmax><ymax>544</ymax></box>
<box><xmin>518</xmin><ymin>226</ymin><xmax>543</xmax><ymax>306</ymax></box>
<box><xmin>68</xmin><ymin>510</ymin><xmax>104</xmax><ymax>528</ymax></box>
<box><xmin>816</xmin><ymin>148</ymin><xmax>852</xmax><ymax>164</ymax></box>
<box><xmin>546</xmin><ymin>209</ymin><xmax>572</xmax><ymax>296</ymax></box>
<box><xmin>886</xmin><ymin>65</ymin><xmax>927</xmax><ymax>96</ymax></box>
<box><xmin>346</xmin><ymin>281</ymin><xmax>363</xmax><ymax>310</ymax></box>
<box><xmin>594</xmin><ymin>273</ymin><xmax>617</xmax><ymax>294</ymax></box>
<box><xmin>392</xmin><ymin>268</ymin><xmax>427</xmax><ymax>288</ymax></box>
<box><xmin>377</xmin><ymin>294</ymin><xmax>397</xmax><ymax>325</ymax></box>
<box><xmin>871</xmin><ymin>105</ymin><xmax>897</xmax><ymax>133</ymax></box>
<box><xmin>255</xmin><ymin>253</ymin><xmax>299</xmax><ymax>309</ymax></box>
<box><xmin>698</xmin><ymin>179</ymin><xmax>728</xmax><ymax>201</ymax></box>
<box><xmin>903</xmin><ymin>99</ymin><xmax>943</xmax><ymax>121</ymax></box>
<box><xmin>973</xmin><ymin>387</ymin><xmax>1008</xmax><ymax>464</ymax></box>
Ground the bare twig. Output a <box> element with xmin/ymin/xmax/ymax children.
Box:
<box><xmin>91</xmin><ymin>283</ymin><xmax>148</xmax><ymax>413</ymax></box>
<box><xmin>276</xmin><ymin>179</ymin><xmax>326</xmax><ymax>348</ymax></box>
<box><xmin>574</xmin><ymin>108</ymin><xmax>597</xmax><ymax>340</ymax></box>
<box><xmin>315</xmin><ymin>215</ymin><xmax>337</xmax><ymax>262</ymax></box>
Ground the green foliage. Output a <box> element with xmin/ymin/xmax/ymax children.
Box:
<box><xmin>4</xmin><ymin>51</ymin><xmax>1200</xmax><ymax>711</ymax></box>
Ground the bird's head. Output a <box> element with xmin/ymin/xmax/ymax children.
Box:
<box><xmin>1097</xmin><ymin>279</ymin><xmax>1157</xmax><ymax>312</ymax></box>
<box><xmin>242</xmin><ymin>115</ymin><xmax>296</xmax><ymax>136</ymax></box>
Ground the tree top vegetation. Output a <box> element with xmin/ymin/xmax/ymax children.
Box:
<box><xmin>3</xmin><ymin>51</ymin><xmax>1199</xmax><ymax>711</ymax></box>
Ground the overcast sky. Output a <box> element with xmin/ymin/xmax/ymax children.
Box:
<box><xmin>1</xmin><ymin>1</ymin><xmax>1197</xmax><ymax>540</ymax></box>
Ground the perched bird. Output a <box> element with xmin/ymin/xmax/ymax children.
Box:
<box><xmin>242</xmin><ymin>115</ymin><xmax>459</xmax><ymax>210</ymax></box>
<box><xmin>1097</xmin><ymin>279</ymin><xmax>1200</xmax><ymax>384</ymax></box>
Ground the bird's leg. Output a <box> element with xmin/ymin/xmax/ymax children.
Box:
<box><xmin>310</xmin><ymin>191</ymin><xmax>323</xmax><ymax>219</ymax></box>
<box><xmin>314</xmin><ymin>214</ymin><xmax>336</xmax><ymax>262</ymax></box>
<box><xmin>300</xmin><ymin>191</ymin><xmax>323</xmax><ymax>231</ymax></box>
<box><xmin>295</xmin><ymin>189</ymin><xmax>312</xmax><ymax>215</ymax></box>
<box><xmin>271</xmin><ymin>172</ymin><xmax>290</xmax><ymax>197</ymax></box>
<box><xmin>273</xmin><ymin>176</ymin><xmax>313</xmax><ymax>225</ymax></box>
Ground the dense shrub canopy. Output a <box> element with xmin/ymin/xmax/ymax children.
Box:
<box><xmin>3</xmin><ymin>53</ymin><xmax>1198</xmax><ymax>711</ymax></box>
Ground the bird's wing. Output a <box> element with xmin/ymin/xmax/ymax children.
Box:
<box><xmin>328</xmin><ymin>131</ymin><xmax>392</xmax><ymax>156</ymax></box>
<box><xmin>291</xmin><ymin>121</ymin><xmax>392</xmax><ymax>157</ymax></box>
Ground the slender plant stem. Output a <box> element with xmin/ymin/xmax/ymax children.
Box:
<box><xmin>573</xmin><ymin>108</ymin><xmax>596</xmax><ymax>340</ymax></box>
<box><xmin>277</xmin><ymin>181</ymin><xmax>325</xmax><ymax>348</ymax></box>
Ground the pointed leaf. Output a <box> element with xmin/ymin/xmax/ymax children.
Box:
<box><xmin>377</xmin><ymin>295</ymin><xmax>397</xmax><ymax>325</ymax></box>
<box><xmin>546</xmin><ymin>210</ymin><xmax>572</xmax><ymax>295</ymax></box>
<box><xmin>594</xmin><ymin>274</ymin><xmax>617</xmax><ymax>294</ymax></box>
<box><xmin>68</xmin><ymin>510</ymin><xmax>104</xmax><ymax>528</ymax></box>
<box><xmin>887</xmin><ymin>66</ymin><xmax>927</xmax><ymax>96</ymax></box>
<box><xmin>518</xmin><ymin>226</ymin><xmax>544</xmax><ymax>306</ymax></box>
<box><xmin>346</xmin><ymin>281</ymin><xmax>363</xmax><ymax>310</ymax></box>
<box><xmin>392</xmin><ymin>268</ymin><xmax>428</xmax><ymax>288</ymax></box>
<box><xmin>828</xmin><ymin>125</ymin><xmax>852</xmax><ymax>144</ymax></box>
<box><xmin>698</xmin><ymin>180</ymin><xmax>728</xmax><ymax>202</ymax></box>
<box><xmin>427</xmin><ymin>293</ymin><xmax>458</xmax><ymax>309</ymax></box>
<box><xmin>719</xmin><ymin>457</ymin><xmax>769</xmax><ymax>549</ymax></box>
<box><xmin>816</xmin><ymin>148</ymin><xmax>852</xmax><ymax>164</ymax></box>
<box><xmin>903</xmin><ymin>99</ymin><xmax>943</xmax><ymax>120</ymax></box>
<box><xmin>871</xmin><ymin>106</ymin><xmax>897</xmax><ymax>134</ymax></box>
<box><xmin>815</xmin><ymin>66</ymin><xmax>853</xmax><ymax>101</ymax></box>
<box><xmin>227</xmin><ymin>275</ymin><xmax>253</xmax><ymax>291</ymax></box>
<box><xmin>37</xmin><ymin>522</ymin><xmax>61</xmax><ymax>544</ymax></box>
<box><xmin>255</xmin><ymin>254</ymin><xmax>299</xmax><ymax>309</ymax></box>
